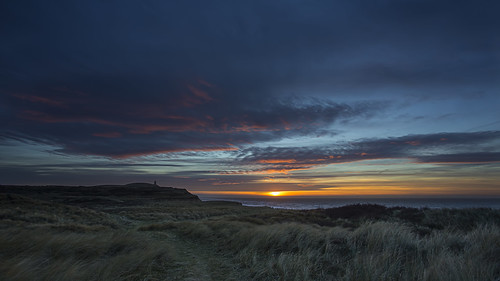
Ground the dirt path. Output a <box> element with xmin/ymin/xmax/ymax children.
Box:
<box><xmin>149</xmin><ymin>231</ymin><xmax>239</xmax><ymax>281</ymax></box>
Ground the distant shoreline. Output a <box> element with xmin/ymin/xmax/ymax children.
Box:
<box><xmin>198</xmin><ymin>195</ymin><xmax>500</xmax><ymax>210</ymax></box>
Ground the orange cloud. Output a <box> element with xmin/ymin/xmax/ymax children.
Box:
<box><xmin>257</xmin><ymin>159</ymin><xmax>297</xmax><ymax>164</ymax></box>
<box><xmin>280</xmin><ymin>118</ymin><xmax>292</xmax><ymax>130</ymax></box>
<box><xmin>229</xmin><ymin>123</ymin><xmax>272</xmax><ymax>132</ymax></box>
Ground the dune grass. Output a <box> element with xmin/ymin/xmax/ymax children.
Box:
<box><xmin>0</xmin><ymin>229</ymin><xmax>171</xmax><ymax>281</ymax></box>
<box><xmin>0</xmin><ymin>193</ymin><xmax>174</xmax><ymax>281</ymax></box>
<box><xmin>142</xmin><ymin>219</ymin><xmax>500</xmax><ymax>281</ymax></box>
<box><xmin>1</xmin><ymin>190</ymin><xmax>499</xmax><ymax>281</ymax></box>
<box><xmin>140</xmin><ymin>205</ymin><xmax>500</xmax><ymax>281</ymax></box>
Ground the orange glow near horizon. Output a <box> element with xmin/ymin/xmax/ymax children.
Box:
<box><xmin>194</xmin><ymin>183</ymin><xmax>500</xmax><ymax>197</ymax></box>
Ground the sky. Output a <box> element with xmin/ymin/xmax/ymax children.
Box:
<box><xmin>1</xmin><ymin>0</ymin><xmax>499</xmax><ymax>197</ymax></box>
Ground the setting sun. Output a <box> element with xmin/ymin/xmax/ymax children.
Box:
<box><xmin>268</xmin><ymin>191</ymin><xmax>282</xmax><ymax>196</ymax></box>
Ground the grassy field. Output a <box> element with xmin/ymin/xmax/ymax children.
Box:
<box><xmin>1</xmin><ymin>184</ymin><xmax>499</xmax><ymax>280</ymax></box>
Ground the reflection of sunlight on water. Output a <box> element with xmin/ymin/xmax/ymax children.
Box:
<box><xmin>198</xmin><ymin>195</ymin><xmax>500</xmax><ymax>210</ymax></box>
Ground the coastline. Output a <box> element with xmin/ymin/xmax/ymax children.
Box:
<box><xmin>198</xmin><ymin>195</ymin><xmax>500</xmax><ymax>210</ymax></box>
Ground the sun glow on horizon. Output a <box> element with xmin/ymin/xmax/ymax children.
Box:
<box><xmin>268</xmin><ymin>191</ymin><xmax>283</xmax><ymax>196</ymax></box>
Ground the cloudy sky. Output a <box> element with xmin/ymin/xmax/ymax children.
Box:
<box><xmin>1</xmin><ymin>0</ymin><xmax>499</xmax><ymax>196</ymax></box>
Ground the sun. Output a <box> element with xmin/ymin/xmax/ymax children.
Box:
<box><xmin>268</xmin><ymin>191</ymin><xmax>282</xmax><ymax>196</ymax></box>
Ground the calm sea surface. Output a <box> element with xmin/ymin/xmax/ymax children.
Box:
<box><xmin>197</xmin><ymin>195</ymin><xmax>500</xmax><ymax>210</ymax></box>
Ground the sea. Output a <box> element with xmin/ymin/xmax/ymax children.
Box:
<box><xmin>197</xmin><ymin>195</ymin><xmax>500</xmax><ymax>210</ymax></box>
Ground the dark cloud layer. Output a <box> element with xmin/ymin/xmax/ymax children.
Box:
<box><xmin>1</xmin><ymin>88</ymin><xmax>381</xmax><ymax>157</ymax></box>
<box><xmin>2</xmin><ymin>1</ymin><xmax>498</xmax><ymax>94</ymax></box>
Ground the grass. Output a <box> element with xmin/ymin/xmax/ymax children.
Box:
<box><xmin>1</xmin><ymin>186</ymin><xmax>499</xmax><ymax>280</ymax></box>
<box><xmin>0</xmin><ymin>229</ymin><xmax>171</xmax><ymax>281</ymax></box>
<box><xmin>140</xmin><ymin>217</ymin><xmax>500</xmax><ymax>280</ymax></box>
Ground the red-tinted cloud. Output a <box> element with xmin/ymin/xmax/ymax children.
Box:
<box><xmin>3</xmin><ymin>89</ymin><xmax>378</xmax><ymax>158</ymax></box>
<box><xmin>13</xmin><ymin>93</ymin><xmax>65</xmax><ymax>107</ymax></box>
<box><xmin>92</xmin><ymin>132</ymin><xmax>122</xmax><ymax>138</ymax></box>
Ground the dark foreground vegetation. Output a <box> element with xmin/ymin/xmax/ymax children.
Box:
<box><xmin>1</xmin><ymin>184</ymin><xmax>499</xmax><ymax>281</ymax></box>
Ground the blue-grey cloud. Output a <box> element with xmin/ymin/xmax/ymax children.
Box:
<box><xmin>235</xmin><ymin>131</ymin><xmax>500</xmax><ymax>173</ymax></box>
